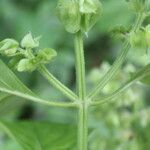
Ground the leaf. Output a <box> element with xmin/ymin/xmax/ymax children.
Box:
<box><xmin>0</xmin><ymin>92</ymin><xmax>10</xmax><ymax>101</ymax></box>
<box><xmin>0</xmin><ymin>60</ymin><xmax>34</xmax><ymax>95</ymax></box>
<box><xmin>0</xmin><ymin>59</ymin><xmax>76</xmax><ymax>108</ymax></box>
<box><xmin>0</xmin><ymin>95</ymin><xmax>26</xmax><ymax>116</ymax></box>
<box><xmin>0</xmin><ymin>121</ymin><xmax>77</xmax><ymax>150</ymax></box>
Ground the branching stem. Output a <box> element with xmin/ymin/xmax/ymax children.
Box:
<box><xmin>38</xmin><ymin>65</ymin><xmax>78</xmax><ymax>102</ymax></box>
<box><xmin>88</xmin><ymin>13</ymin><xmax>145</xmax><ymax>100</ymax></box>
<box><xmin>74</xmin><ymin>31</ymin><xmax>88</xmax><ymax>150</ymax></box>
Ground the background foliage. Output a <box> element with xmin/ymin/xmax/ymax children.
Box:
<box><xmin>0</xmin><ymin>0</ymin><xmax>150</xmax><ymax>149</ymax></box>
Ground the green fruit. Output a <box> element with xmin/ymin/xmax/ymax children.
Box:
<box><xmin>57</xmin><ymin>0</ymin><xmax>81</xmax><ymax>33</ymax></box>
<box><xmin>0</xmin><ymin>39</ymin><xmax>19</xmax><ymax>56</ymax></box>
<box><xmin>57</xmin><ymin>0</ymin><xmax>102</xmax><ymax>33</ymax></box>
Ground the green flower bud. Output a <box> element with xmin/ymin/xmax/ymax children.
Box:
<box><xmin>0</xmin><ymin>39</ymin><xmax>19</xmax><ymax>56</ymax></box>
<box><xmin>17</xmin><ymin>58</ymin><xmax>36</xmax><ymax>72</ymax></box>
<box><xmin>21</xmin><ymin>32</ymin><xmax>40</xmax><ymax>49</ymax></box>
<box><xmin>57</xmin><ymin>0</ymin><xmax>81</xmax><ymax>33</ymax></box>
<box><xmin>129</xmin><ymin>30</ymin><xmax>147</xmax><ymax>49</ymax></box>
<box><xmin>79</xmin><ymin>0</ymin><xmax>101</xmax><ymax>13</ymax></box>
<box><xmin>36</xmin><ymin>48</ymin><xmax>57</xmax><ymax>64</ymax></box>
<box><xmin>80</xmin><ymin>0</ymin><xmax>102</xmax><ymax>32</ymax></box>
<box><xmin>57</xmin><ymin>0</ymin><xmax>102</xmax><ymax>33</ymax></box>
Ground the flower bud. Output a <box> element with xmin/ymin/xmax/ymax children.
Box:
<box><xmin>36</xmin><ymin>48</ymin><xmax>57</xmax><ymax>64</ymax></box>
<box><xmin>129</xmin><ymin>30</ymin><xmax>147</xmax><ymax>49</ymax></box>
<box><xmin>57</xmin><ymin>0</ymin><xmax>81</xmax><ymax>33</ymax></box>
<box><xmin>17</xmin><ymin>58</ymin><xmax>36</xmax><ymax>72</ymax></box>
<box><xmin>21</xmin><ymin>32</ymin><xmax>40</xmax><ymax>49</ymax></box>
<box><xmin>79</xmin><ymin>0</ymin><xmax>101</xmax><ymax>13</ymax></box>
<box><xmin>57</xmin><ymin>0</ymin><xmax>102</xmax><ymax>34</ymax></box>
<box><xmin>0</xmin><ymin>39</ymin><xmax>19</xmax><ymax>56</ymax></box>
<box><xmin>80</xmin><ymin>0</ymin><xmax>102</xmax><ymax>32</ymax></box>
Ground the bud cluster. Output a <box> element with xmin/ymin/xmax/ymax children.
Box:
<box><xmin>0</xmin><ymin>32</ymin><xmax>57</xmax><ymax>72</ymax></box>
<box><xmin>57</xmin><ymin>0</ymin><xmax>102</xmax><ymax>34</ymax></box>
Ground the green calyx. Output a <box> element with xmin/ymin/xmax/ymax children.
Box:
<box><xmin>79</xmin><ymin>0</ymin><xmax>100</xmax><ymax>13</ymax></box>
<box><xmin>57</xmin><ymin>0</ymin><xmax>81</xmax><ymax>33</ymax></box>
<box><xmin>0</xmin><ymin>39</ymin><xmax>19</xmax><ymax>56</ymax></box>
<box><xmin>129</xmin><ymin>24</ymin><xmax>150</xmax><ymax>52</ymax></box>
<box><xmin>21</xmin><ymin>32</ymin><xmax>40</xmax><ymax>49</ymax></box>
<box><xmin>17</xmin><ymin>48</ymin><xmax>57</xmax><ymax>72</ymax></box>
<box><xmin>0</xmin><ymin>33</ymin><xmax>57</xmax><ymax>72</ymax></box>
<box><xmin>35</xmin><ymin>48</ymin><xmax>57</xmax><ymax>64</ymax></box>
<box><xmin>130</xmin><ymin>30</ymin><xmax>147</xmax><ymax>49</ymax></box>
<box><xmin>57</xmin><ymin>0</ymin><xmax>102</xmax><ymax>34</ymax></box>
<box><xmin>17</xmin><ymin>58</ymin><xmax>37</xmax><ymax>72</ymax></box>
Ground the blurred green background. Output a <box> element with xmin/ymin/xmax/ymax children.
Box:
<box><xmin>0</xmin><ymin>0</ymin><xmax>150</xmax><ymax>149</ymax></box>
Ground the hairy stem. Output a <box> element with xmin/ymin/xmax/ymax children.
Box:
<box><xmin>88</xmin><ymin>42</ymin><xmax>130</xmax><ymax>100</ymax></box>
<box><xmin>91</xmin><ymin>63</ymin><xmax>150</xmax><ymax>106</ymax></box>
<box><xmin>74</xmin><ymin>31</ymin><xmax>88</xmax><ymax>150</ymax></box>
<box><xmin>88</xmin><ymin>13</ymin><xmax>145</xmax><ymax>100</ymax></box>
<box><xmin>78</xmin><ymin>104</ymin><xmax>88</xmax><ymax>150</ymax></box>
<box><xmin>74</xmin><ymin>31</ymin><xmax>86</xmax><ymax>100</ymax></box>
<box><xmin>38</xmin><ymin>65</ymin><xmax>78</xmax><ymax>101</ymax></box>
<box><xmin>0</xmin><ymin>87</ymin><xmax>78</xmax><ymax>108</ymax></box>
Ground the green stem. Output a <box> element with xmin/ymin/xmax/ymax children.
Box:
<box><xmin>0</xmin><ymin>87</ymin><xmax>78</xmax><ymax>108</ymax></box>
<box><xmin>88</xmin><ymin>42</ymin><xmax>130</xmax><ymax>100</ymax></box>
<box><xmin>38</xmin><ymin>65</ymin><xmax>78</xmax><ymax>102</ymax></box>
<box><xmin>74</xmin><ymin>31</ymin><xmax>88</xmax><ymax>150</ymax></box>
<box><xmin>88</xmin><ymin>13</ymin><xmax>145</xmax><ymax>100</ymax></box>
<box><xmin>91</xmin><ymin>64</ymin><xmax>150</xmax><ymax>106</ymax></box>
<box><xmin>78</xmin><ymin>104</ymin><xmax>88</xmax><ymax>150</ymax></box>
<box><xmin>74</xmin><ymin>31</ymin><xmax>86</xmax><ymax>100</ymax></box>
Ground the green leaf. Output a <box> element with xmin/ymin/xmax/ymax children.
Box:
<box><xmin>0</xmin><ymin>121</ymin><xmax>76</xmax><ymax>150</ymax></box>
<box><xmin>0</xmin><ymin>59</ymin><xmax>35</xmax><ymax>95</ymax></box>
<box><xmin>0</xmin><ymin>92</ymin><xmax>10</xmax><ymax>101</ymax></box>
<box><xmin>0</xmin><ymin>59</ymin><xmax>77</xmax><ymax>108</ymax></box>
